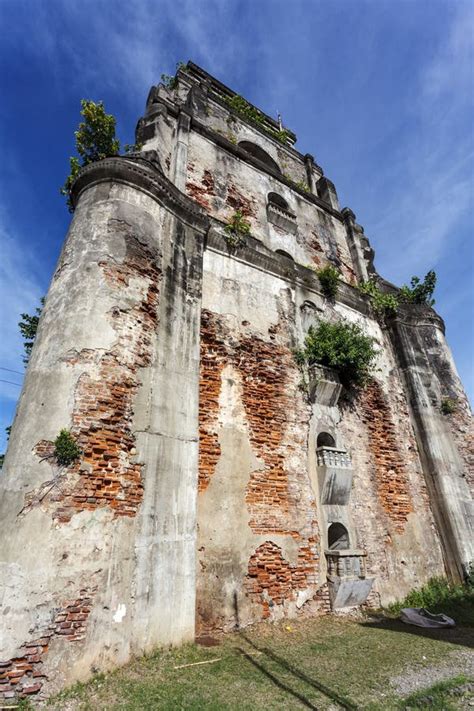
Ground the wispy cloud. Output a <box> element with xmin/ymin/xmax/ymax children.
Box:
<box><xmin>364</xmin><ymin>3</ymin><xmax>474</xmax><ymax>281</ymax></box>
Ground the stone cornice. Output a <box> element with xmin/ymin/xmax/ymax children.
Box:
<box><xmin>387</xmin><ymin>303</ymin><xmax>445</xmax><ymax>334</ymax></box>
<box><xmin>140</xmin><ymin>95</ymin><xmax>340</xmax><ymax>220</ymax></box>
<box><xmin>143</xmin><ymin>90</ymin><xmax>325</xmax><ymax>188</ymax></box>
<box><xmin>70</xmin><ymin>156</ymin><xmax>444</xmax><ymax>334</ymax></box>
<box><xmin>184</xmin><ymin>61</ymin><xmax>298</xmax><ymax>144</ymax></box>
<box><xmin>71</xmin><ymin>155</ymin><xmax>210</xmax><ymax>232</ymax></box>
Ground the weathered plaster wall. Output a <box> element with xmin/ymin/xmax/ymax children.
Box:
<box><xmin>197</xmin><ymin>253</ymin><xmax>321</xmax><ymax>633</ymax></box>
<box><xmin>0</xmin><ymin>160</ymin><xmax>207</xmax><ymax>700</ymax></box>
<box><xmin>184</xmin><ymin>131</ymin><xmax>356</xmax><ymax>283</ymax></box>
<box><xmin>1</xmin><ymin>64</ymin><xmax>472</xmax><ymax>702</ymax></box>
<box><xmin>196</xmin><ymin>248</ymin><xmax>447</xmax><ymax>633</ymax></box>
<box><xmin>332</xmin><ymin>314</ymin><xmax>446</xmax><ymax>603</ymax></box>
<box><xmin>388</xmin><ymin>308</ymin><xmax>474</xmax><ymax>580</ymax></box>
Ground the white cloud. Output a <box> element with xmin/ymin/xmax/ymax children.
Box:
<box><xmin>363</xmin><ymin>4</ymin><xmax>474</xmax><ymax>281</ymax></box>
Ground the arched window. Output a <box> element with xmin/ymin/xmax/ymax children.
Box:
<box><xmin>317</xmin><ymin>432</ymin><xmax>336</xmax><ymax>448</ymax></box>
<box><xmin>267</xmin><ymin>192</ymin><xmax>297</xmax><ymax>233</ymax></box>
<box><xmin>267</xmin><ymin>192</ymin><xmax>289</xmax><ymax>210</ymax></box>
<box><xmin>328</xmin><ymin>523</ymin><xmax>350</xmax><ymax>550</ymax></box>
<box><xmin>238</xmin><ymin>141</ymin><xmax>281</xmax><ymax>173</ymax></box>
<box><xmin>275</xmin><ymin>249</ymin><xmax>294</xmax><ymax>262</ymax></box>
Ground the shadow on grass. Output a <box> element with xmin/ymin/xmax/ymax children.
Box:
<box><xmin>233</xmin><ymin>593</ymin><xmax>358</xmax><ymax>711</ymax></box>
<box><xmin>237</xmin><ymin>648</ymin><xmax>319</xmax><ymax>710</ymax></box>
<box><xmin>360</xmin><ymin>614</ymin><xmax>474</xmax><ymax>649</ymax></box>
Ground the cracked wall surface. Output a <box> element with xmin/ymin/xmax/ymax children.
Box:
<box><xmin>1</xmin><ymin>64</ymin><xmax>472</xmax><ymax>702</ymax></box>
<box><xmin>196</xmin><ymin>250</ymin><xmax>448</xmax><ymax>631</ymax></box>
<box><xmin>197</xmin><ymin>256</ymin><xmax>322</xmax><ymax>633</ymax></box>
<box><xmin>0</xmin><ymin>176</ymin><xmax>206</xmax><ymax>700</ymax></box>
<box><xmin>0</xmin><ymin>588</ymin><xmax>95</xmax><ymax>701</ymax></box>
<box><xmin>22</xmin><ymin>228</ymin><xmax>160</xmax><ymax>523</ymax></box>
<box><xmin>185</xmin><ymin>133</ymin><xmax>355</xmax><ymax>282</ymax></box>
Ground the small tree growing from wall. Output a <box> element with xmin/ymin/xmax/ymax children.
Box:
<box><xmin>224</xmin><ymin>210</ymin><xmax>251</xmax><ymax>249</ymax></box>
<box><xmin>399</xmin><ymin>270</ymin><xmax>437</xmax><ymax>306</ymax></box>
<box><xmin>61</xmin><ymin>100</ymin><xmax>121</xmax><ymax>211</ymax></box>
<box><xmin>316</xmin><ymin>264</ymin><xmax>340</xmax><ymax>300</ymax></box>
<box><xmin>53</xmin><ymin>429</ymin><xmax>82</xmax><ymax>467</ymax></box>
<box><xmin>358</xmin><ymin>279</ymin><xmax>399</xmax><ymax>318</ymax></box>
<box><xmin>294</xmin><ymin>320</ymin><xmax>378</xmax><ymax>391</ymax></box>
<box><xmin>358</xmin><ymin>271</ymin><xmax>437</xmax><ymax>320</ymax></box>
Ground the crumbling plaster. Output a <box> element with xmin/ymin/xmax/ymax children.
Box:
<box><xmin>1</xmin><ymin>62</ymin><xmax>472</xmax><ymax>702</ymax></box>
<box><xmin>185</xmin><ymin>131</ymin><xmax>354</xmax><ymax>282</ymax></box>
<box><xmin>197</xmin><ymin>250</ymin><xmax>447</xmax><ymax>629</ymax></box>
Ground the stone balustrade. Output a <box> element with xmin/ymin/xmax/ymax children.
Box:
<box><xmin>266</xmin><ymin>202</ymin><xmax>298</xmax><ymax>233</ymax></box>
<box><xmin>325</xmin><ymin>549</ymin><xmax>367</xmax><ymax>579</ymax></box>
<box><xmin>316</xmin><ymin>446</ymin><xmax>351</xmax><ymax>469</ymax></box>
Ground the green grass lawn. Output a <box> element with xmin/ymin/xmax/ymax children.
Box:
<box><xmin>41</xmin><ymin>607</ymin><xmax>473</xmax><ymax>711</ymax></box>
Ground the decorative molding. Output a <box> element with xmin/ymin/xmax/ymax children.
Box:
<box><xmin>71</xmin><ymin>155</ymin><xmax>210</xmax><ymax>232</ymax></box>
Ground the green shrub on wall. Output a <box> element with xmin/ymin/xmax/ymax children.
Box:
<box><xmin>54</xmin><ymin>429</ymin><xmax>82</xmax><ymax>467</ymax></box>
<box><xmin>316</xmin><ymin>265</ymin><xmax>340</xmax><ymax>300</ymax></box>
<box><xmin>358</xmin><ymin>271</ymin><xmax>437</xmax><ymax>319</ymax></box>
<box><xmin>61</xmin><ymin>100</ymin><xmax>120</xmax><ymax>211</ymax></box>
<box><xmin>224</xmin><ymin>210</ymin><xmax>251</xmax><ymax>249</ymax></box>
<box><xmin>440</xmin><ymin>397</ymin><xmax>457</xmax><ymax>415</ymax></box>
<box><xmin>161</xmin><ymin>61</ymin><xmax>186</xmax><ymax>90</ymax></box>
<box><xmin>224</xmin><ymin>94</ymin><xmax>291</xmax><ymax>145</ymax></box>
<box><xmin>294</xmin><ymin>320</ymin><xmax>378</xmax><ymax>390</ymax></box>
<box><xmin>400</xmin><ymin>270</ymin><xmax>437</xmax><ymax>306</ymax></box>
<box><xmin>358</xmin><ymin>279</ymin><xmax>399</xmax><ymax>317</ymax></box>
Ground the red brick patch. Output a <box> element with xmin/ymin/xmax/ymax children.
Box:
<box><xmin>360</xmin><ymin>381</ymin><xmax>414</xmax><ymax>532</ymax></box>
<box><xmin>0</xmin><ymin>588</ymin><xmax>95</xmax><ymax>701</ymax></box>
<box><xmin>26</xmin><ymin>231</ymin><xmax>161</xmax><ymax>522</ymax></box>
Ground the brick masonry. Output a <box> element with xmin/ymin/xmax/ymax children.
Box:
<box><xmin>0</xmin><ymin>588</ymin><xmax>95</xmax><ymax>701</ymax></box>
<box><xmin>360</xmin><ymin>380</ymin><xmax>414</xmax><ymax>533</ymax></box>
<box><xmin>245</xmin><ymin>541</ymin><xmax>317</xmax><ymax>618</ymax></box>
<box><xmin>23</xmin><ymin>227</ymin><xmax>161</xmax><ymax>523</ymax></box>
<box><xmin>198</xmin><ymin>309</ymin><xmax>321</xmax><ymax>626</ymax></box>
<box><xmin>338</xmin><ymin>364</ymin><xmax>443</xmax><ymax>588</ymax></box>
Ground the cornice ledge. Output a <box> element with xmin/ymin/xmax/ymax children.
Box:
<box><xmin>387</xmin><ymin>303</ymin><xmax>446</xmax><ymax>334</ymax></box>
<box><xmin>71</xmin><ymin>156</ymin><xmax>210</xmax><ymax>232</ymax></box>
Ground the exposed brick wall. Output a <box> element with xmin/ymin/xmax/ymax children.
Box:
<box><xmin>225</xmin><ymin>182</ymin><xmax>257</xmax><ymax>218</ymax></box>
<box><xmin>360</xmin><ymin>380</ymin><xmax>414</xmax><ymax>533</ymax></box>
<box><xmin>199</xmin><ymin>310</ymin><xmax>318</xmax><ymax>536</ymax></box>
<box><xmin>245</xmin><ymin>542</ymin><xmax>313</xmax><ymax>618</ymax></box>
<box><xmin>24</xmin><ymin>229</ymin><xmax>161</xmax><ymax>523</ymax></box>
<box><xmin>186</xmin><ymin>169</ymin><xmax>214</xmax><ymax>211</ymax></box>
<box><xmin>198</xmin><ymin>311</ymin><xmax>226</xmax><ymax>492</ymax></box>
<box><xmin>313</xmin><ymin>581</ymin><xmax>332</xmax><ymax>614</ymax></box>
<box><xmin>0</xmin><ymin>588</ymin><xmax>95</xmax><ymax>701</ymax></box>
<box><xmin>237</xmin><ymin>334</ymin><xmax>313</xmax><ymax>536</ymax></box>
<box><xmin>198</xmin><ymin>310</ymin><xmax>321</xmax><ymax>626</ymax></box>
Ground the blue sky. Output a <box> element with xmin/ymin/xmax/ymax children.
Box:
<box><xmin>0</xmin><ymin>0</ymin><xmax>473</xmax><ymax>453</ymax></box>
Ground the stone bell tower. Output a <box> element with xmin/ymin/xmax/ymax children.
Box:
<box><xmin>0</xmin><ymin>61</ymin><xmax>472</xmax><ymax>701</ymax></box>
